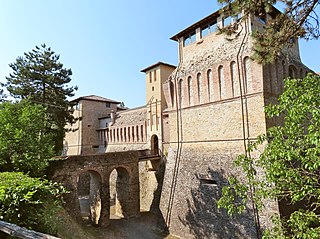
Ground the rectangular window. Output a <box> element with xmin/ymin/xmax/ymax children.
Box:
<box><xmin>201</xmin><ymin>26</ymin><xmax>209</xmax><ymax>38</ymax></box>
<box><xmin>154</xmin><ymin>70</ymin><xmax>157</xmax><ymax>81</ymax></box>
<box><xmin>223</xmin><ymin>16</ymin><xmax>233</xmax><ymax>27</ymax></box>
<box><xmin>201</xmin><ymin>20</ymin><xmax>217</xmax><ymax>38</ymax></box>
<box><xmin>223</xmin><ymin>15</ymin><xmax>239</xmax><ymax>27</ymax></box>
<box><xmin>209</xmin><ymin>20</ymin><xmax>217</xmax><ymax>33</ymax></box>
<box><xmin>183</xmin><ymin>31</ymin><xmax>196</xmax><ymax>47</ymax></box>
<box><xmin>106</xmin><ymin>102</ymin><xmax>111</xmax><ymax>108</ymax></box>
<box><xmin>75</xmin><ymin>102</ymin><xmax>80</xmax><ymax>110</ymax></box>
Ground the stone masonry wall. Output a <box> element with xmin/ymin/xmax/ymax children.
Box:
<box><xmin>160</xmin><ymin>16</ymin><xmax>276</xmax><ymax>238</ymax></box>
<box><xmin>161</xmin><ymin>142</ymin><xmax>258</xmax><ymax>239</ymax></box>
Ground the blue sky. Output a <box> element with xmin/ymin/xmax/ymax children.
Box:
<box><xmin>0</xmin><ymin>1</ymin><xmax>319</xmax><ymax>108</ymax></box>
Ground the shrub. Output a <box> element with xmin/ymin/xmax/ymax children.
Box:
<box><xmin>0</xmin><ymin>172</ymin><xmax>67</xmax><ymax>233</ymax></box>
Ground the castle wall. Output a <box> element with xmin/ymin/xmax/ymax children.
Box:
<box><xmin>105</xmin><ymin>107</ymin><xmax>149</xmax><ymax>152</ymax></box>
<box><xmin>160</xmin><ymin>16</ymin><xmax>275</xmax><ymax>238</ymax></box>
<box><xmin>161</xmin><ymin>93</ymin><xmax>270</xmax><ymax>238</ymax></box>
<box><xmin>162</xmin><ymin>142</ymin><xmax>257</xmax><ymax>238</ymax></box>
<box><xmin>63</xmin><ymin>106</ymin><xmax>82</xmax><ymax>155</ymax></box>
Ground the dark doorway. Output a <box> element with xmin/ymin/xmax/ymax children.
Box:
<box><xmin>151</xmin><ymin>135</ymin><xmax>159</xmax><ymax>155</ymax></box>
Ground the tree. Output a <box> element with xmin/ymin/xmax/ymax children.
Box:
<box><xmin>218</xmin><ymin>74</ymin><xmax>320</xmax><ymax>238</ymax></box>
<box><xmin>0</xmin><ymin>89</ymin><xmax>3</xmax><ymax>102</ymax></box>
<box><xmin>218</xmin><ymin>0</ymin><xmax>320</xmax><ymax>63</ymax></box>
<box><xmin>0</xmin><ymin>100</ymin><xmax>54</xmax><ymax>176</ymax></box>
<box><xmin>2</xmin><ymin>44</ymin><xmax>78</xmax><ymax>154</ymax></box>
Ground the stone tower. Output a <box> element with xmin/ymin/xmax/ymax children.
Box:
<box><xmin>159</xmin><ymin>8</ymin><xmax>309</xmax><ymax>239</ymax></box>
<box><xmin>63</xmin><ymin>95</ymin><xmax>120</xmax><ymax>155</ymax></box>
<box><xmin>141</xmin><ymin>62</ymin><xmax>175</xmax><ymax>154</ymax></box>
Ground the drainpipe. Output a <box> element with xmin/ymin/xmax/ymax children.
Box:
<box><xmin>236</xmin><ymin>13</ymin><xmax>261</xmax><ymax>239</ymax></box>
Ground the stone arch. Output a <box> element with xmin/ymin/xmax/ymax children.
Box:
<box><xmin>230</xmin><ymin>61</ymin><xmax>240</xmax><ymax>97</ymax></box>
<box><xmin>109</xmin><ymin>167</ymin><xmax>131</xmax><ymax>219</ymax></box>
<box><xmin>170</xmin><ymin>80</ymin><xmax>175</xmax><ymax>107</ymax></box>
<box><xmin>188</xmin><ymin>76</ymin><xmax>194</xmax><ymax>106</ymax></box>
<box><xmin>178</xmin><ymin>79</ymin><xmax>184</xmax><ymax>107</ymax></box>
<box><xmin>207</xmin><ymin>69</ymin><xmax>213</xmax><ymax>101</ymax></box>
<box><xmin>218</xmin><ymin>65</ymin><xmax>225</xmax><ymax>99</ymax></box>
<box><xmin>289</xmin><ymin>65</ymin><xmax>297</xmax><ymax>78</ymax></box>
<box><xmin>136</xmin><ymin>125</ymin><xmax>139</xmax><ymax>142</ymax></box>
<box><xmin>197</xmin><ymin>73</ymin><xmax>203</xmax><ymax>104</ymax></box>
<box><xmin>77</xmin><ymin>170</ymin><xmax>102</xmax><ymax>225</ymax></box>
<box><xmin>282</xmin><ymin>60</ymin><xmax>287</xmax><ymax>79</ymax></box>
<box><xmin>141</xmin><ymin>125</ymin><xmax>144</xmax><ymax>142</ymax></box>
<box><xmin>243</xmin><ymin>56</ymin><xmax>252</xmax><ymax>94</ymax></box>
<box><xmin>151</xmin><ymin>134</ymin><xmax>159</xmax><ymax>155</ymax></box>
<box><xmin>131</xmin><ymin>126</ymin><xmax>135</xmax><ymax>142</ymax></box>
<box><xmin>300</xmin><ymin>68</ymin><xmax>304</xmax><ymax>78</ymax></box>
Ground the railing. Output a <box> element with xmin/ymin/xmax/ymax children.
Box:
<box><xmin>138</xmin><ymin>149</ymin><xmax>160</xmax><ymax>160</ymax></box>
<box><xmin>0</xmin><ymin>220</ymin><xmax>60</xmax><ymax>239</ymax></box>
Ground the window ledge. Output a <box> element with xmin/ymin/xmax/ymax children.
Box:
<box><xmin>196</xmin><ymin>39</ymin><xmax>204</xmax><ymax>44</ymax></box>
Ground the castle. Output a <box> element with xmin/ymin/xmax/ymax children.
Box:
<box><xmin>63</xmin><ymin>6</ymin><xmax>310</xmax><ymax>239</ymax></box>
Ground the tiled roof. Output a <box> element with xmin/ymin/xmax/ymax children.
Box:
<box><xmin>141</xmin><ymin>62</ymin><xmax>176</xmax><ymax>73</ymax></box>
<box><xmin>70</xmin><ymin>95</ymin><xmax>121</xmax><ymax>104</ymax></box>
<box><xmin>111</xmin><ymin>106</ymin><xmax>146</xmax><ymax>127</ymax></box>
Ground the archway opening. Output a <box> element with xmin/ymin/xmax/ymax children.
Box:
<box><xmin>77</xmin><ymin>170</ymin><xmax>102</xmax><ymax>225</ymax></box>
<box><xmin>151</xmin><ymin>134</ymin><xmax>159</xmax><ymax>155</ymax></box>
<box><xmin>109</xmin><ymin>167</ymin><xmax>130</xmax><ymax>219</ymax></box>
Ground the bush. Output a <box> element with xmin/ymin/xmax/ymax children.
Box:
<box><xmin>0</xmin><ymin>172</ymin><xmax>67</xmax><ymax>233</ymax></box>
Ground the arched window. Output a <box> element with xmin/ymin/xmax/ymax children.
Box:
<box><xmin>127</xmin><ymin>127</ymin><xmax>130</xmax><ymax>142</ymax></box>
<box><xmin>230</xmin><ymin>61</ymin><xmax>240</xmax><ymax>97</ymax></box>
<box><xmin>289</xmin><ymin>65</ymin><xmax>297</xmax><ymax>78</ymax></box>
<box><xmin>178</xmin><ymin>79</ymin><xmax>184</xmax><ymax>107</ymax></box>
<box><xmin>282</xmin><ymin>60</ymin><xmax>287</xmax><ymax>79</ymax></box>
<box><xmin>140</xmin><ymin>125</ymin><xmax>144</xmax><ymax>142</ymax></box>
<box><xmin>120</xmin><ymin>128</ymin><xmax>123</xmax><ymax>142</ymax></box>
<box><xmin>243</xmin><ymin>57</ymin><xmax>252</xmax><ymax>93</ymax></box>
<box><xmin>218</xmin><ymin>65</ymin><xmax>225</xmax><ymax>99</ymax></box>
<box><xmin>188</xmin><ymin>76</ymin><xmax>194</xmax><ymax>106</ymax></box>
<box><xmin>136</xmin><ymin>126</ymin><xmax>139</xmax><ymax>142</ymax></box>
<box><xmin>300</xmin><ymin>69</ymin><xmax>304</xmax><ymax>78</ymax></box>
<box><xmin>207</xmin><ymin>69</ymin><xmax>213</xmax><ymax>101</ymax></box>
<box><xmin>197</xmin><ymin>73</ymin><xmax>203</xmax><ymax>104</ymax></box>
<box><xmin>132</xmin><ymin>126</ymin><xmax>135</xmax><ymax>142</ymax></box>
<box><xmin>170</xmin><ymin>81</ymin><xmax>175</xmax><ymax>107</ymax></box>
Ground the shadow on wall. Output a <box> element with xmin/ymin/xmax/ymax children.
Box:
<box><xmin>179</xmin><ymin>168</ymin><xmax>257</xmax><ymax>239</ymax></box>
<box><xmin>149</xmin><ymin>157</ymin><xmax>170</xmax><ymax>236</ymax></box>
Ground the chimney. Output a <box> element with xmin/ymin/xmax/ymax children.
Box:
<box><xmin>110</xmin><ymin>110</ymin><xmax>115</xmax><ymax>125</ymax></box>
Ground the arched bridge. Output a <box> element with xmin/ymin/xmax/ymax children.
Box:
<box><xmin>50</xmin><ymin>150</ymin><xmax>160</xmax><ymax>227</ymax></box>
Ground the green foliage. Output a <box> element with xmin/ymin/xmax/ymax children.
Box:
<box><xmin>218</xmin><ymin>74</ymin><xmax>320</xmax><ymax>238</ymax></box>
<box><xmin>2</xmin><ymin>44</ymin><xmax>78</xmax><ymax>154</ymax></box>
<box><xmin>217</xmin><ymin>0</ymin><xmax>319</xmax><ymax>63</ymax></box>
<box><xmin>0</xmin><ymin>100</ymin><xmax>55</xmax><ymax>176</ymax></box>
<box><xmin>0</xmin><ymin>172</ymin><xmax>67</xmax><ymax>233</ymax></box>
<box><xmin>263</xmin><ymin>211</ymin><xmax>320</xmax><ymax>239</ymax></box>
<box><xmin>0</xmin><ymin>88</ymin><xmax>4</xmax><ymax>102</ymax></box>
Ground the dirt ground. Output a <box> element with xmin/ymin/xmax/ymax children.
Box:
<box><xmin>58</xmin><ymin>197</ymin><xmax>179</xmax><ymax>239</ymax></box>
<box><xmin>76</xmin><ymin>212</ymin><xmax>179</xmax><ymax>239</ymax></box>
<box><xmin>58</xmin><ymin>212</ymin><xmax>178</xmax><ymax>239</ymax></box>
